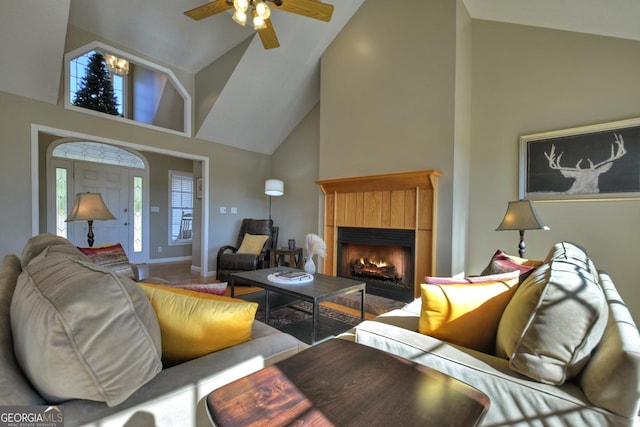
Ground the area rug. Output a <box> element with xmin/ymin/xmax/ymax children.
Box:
<box><xmin>255</xmin><ymin>301</ymin><xmax>362</xmax><ymax>329</ymax></box>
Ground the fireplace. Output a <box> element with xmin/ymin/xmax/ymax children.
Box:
<box><xmin>316</xmin><ymin>170</ymin><xmax>441</xmax><ymax>301</ymax></box>
<box><xmin>337</xmin><ymin>227</ymin><xmax>415</xmax><ymax>302</ymax></box>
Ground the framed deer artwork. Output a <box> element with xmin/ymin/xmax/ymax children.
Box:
<box><xmin>519</xmin><ymin>117</ymin><xmax>640</xmax><ymax>200</ymax></box>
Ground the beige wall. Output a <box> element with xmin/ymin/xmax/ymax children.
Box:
<box><xmin>0</xmin><ymin>88</ymin><xmax>272</xmax><ymax>273</ymax></box>
<box><xmin>321</xmin><ymin>1</ymin><xmax>639</xmax><ymax>322</ymax></box>
<box><xmin>468</xmin><ymin>21</ymin><xmax>640</xmax><ymax>322</ymax></box>
<box><xmin>451</xmin><ymin>1</ymin><xmax>472</xmax><ymax>273</ymax></box>
<box><xmin>320</xmin><ymin>0</ymin><xmax>460</xmax><ymax>275</ymax></box>
<box><xmin>270</xmin><ymin>104</ymin><xmax>321</xmax><ymax>253</ymax></box>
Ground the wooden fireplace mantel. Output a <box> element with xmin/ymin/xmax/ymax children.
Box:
<box><xmin>316</xmin><ymin>170</ymin><xmax>442</xmax><ymax>299</ymax></box>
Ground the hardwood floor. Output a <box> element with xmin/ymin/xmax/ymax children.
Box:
<box><xmin>144</xmin><ymin>261</ymin><xmax>206</xmax><ymax>283</ymax></box>
<box><xmin>143</xmin><ymin>261</ymin><xmax>261</xmax><ymax>296</ymax></box>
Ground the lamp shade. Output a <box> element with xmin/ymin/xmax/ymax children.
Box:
<box><xmin>496</xmin><ymin>199</ymin><xmax>549</xmax><ymax>231</ymax></box>
<box><xmin>265</xmin><ymin>179</ymin><xmax>284</xmax><ymax>196</ymax></box>
<box><xmin>66</xmin><ymin>193</ymin><xmax>116</xmax><ymax>222</ymax></box>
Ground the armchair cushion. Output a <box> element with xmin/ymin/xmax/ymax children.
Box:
<box><xmin>138</xmin><ymin>283</ymin><xmax>258</xmax><ymax>364</ymax></box>
<box><xmin>236</xmin><ymin>233</ymin><xmax>270</xmax><ymax>255</ymax></box>
<box><xmin>218</xmin><ymin>253</ymin><xmax>262</xmax><ymax>271</ymax></box>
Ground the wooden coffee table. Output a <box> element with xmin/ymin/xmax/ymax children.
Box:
<box><xmin>207</xmin><ymin>339</ymin><xmax>490</xmax><ymax>426</ymax></box>
<box><xmin>232</xmin><ymin>268</ymin><xmax>365</xmax><ymax>344</ymax></box>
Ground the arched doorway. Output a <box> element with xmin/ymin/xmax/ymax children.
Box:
<box><xmin>47</xmin><ymin>140</ymin><xmax>149</xmax><ymax>263</ymax></box>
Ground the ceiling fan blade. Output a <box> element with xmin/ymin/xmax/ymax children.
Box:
<box><xmin>257</xmin><ymin>18</ymin><xmax>280</xmax><ymax>49</ymax></box>
<box><xmin>184</xmin><ymin>1</ymin><xmax>233</xmax><ymax>21</ymax></box>
<box><xmin>272</xmin><ymin>0</ymin><xmax>334</xmax><ymax>22</ymax></box>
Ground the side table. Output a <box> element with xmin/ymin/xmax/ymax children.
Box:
<box><xmin>270</xmin><ymin>247</ymin><xmax>303</xmax><ymax>269</ymax></box>
<box><xmin>207</xmin><ymin>339</ymin><xmax>490</xmax><ymax>426</ymax></box>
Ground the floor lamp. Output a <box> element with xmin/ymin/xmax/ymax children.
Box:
<box><xmin>265</xmin><ymin>179</ymin><xmax>284</xmax><ymax>220</ymax></box>
<box><xmin>496</xmin><ymin>199</ymin><xmax>549</xmax><ymax>258</ymax></box>
<box><xmin>66</xmin><ymin>193</ymin><xmax>116</xmax><ymax>247</ymax></box>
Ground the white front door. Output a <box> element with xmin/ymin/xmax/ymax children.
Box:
<box><xmin>70</xmin><ymin>163</ymin><xmax>130</xmax><ymax>249</ymax></box>
<box><xmin>68</xmin><ymin>162</ymin><xmax>148</xmax><ymax>263</ymax></box>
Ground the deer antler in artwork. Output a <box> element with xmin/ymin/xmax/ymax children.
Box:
<box><xmin>543</xmin><ymin>134</ymin><xmax>627</xmax><ymax>194</ymax></box>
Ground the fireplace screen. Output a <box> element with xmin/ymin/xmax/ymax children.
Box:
<box><xmin>337</xmin><ymin>228</ymin><xmax>415</xmax><ymax>302</ymax></box>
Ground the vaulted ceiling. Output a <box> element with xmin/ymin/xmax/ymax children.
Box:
<box><xmin>1</xmin><ymin>0</ymin><xmax>639</xmax><ymax>153</ymax></box>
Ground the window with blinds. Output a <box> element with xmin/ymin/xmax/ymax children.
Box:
<box><xmin>169</xmin><ymin>171</ymin><xmax>193</xmax><ymax>245</ymax></box>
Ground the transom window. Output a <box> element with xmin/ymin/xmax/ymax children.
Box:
<box><xmin>53</xmin><ymin>142</ymin><xmax>145</xmax><ymax>168</ymax></box>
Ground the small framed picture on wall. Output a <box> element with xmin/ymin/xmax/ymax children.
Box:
<box><xmin>519</xmin><ymin>117</ymin><xmax>640</xmax><ymax>200</ymax></box>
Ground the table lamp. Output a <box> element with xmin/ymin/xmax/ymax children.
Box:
<box><xmin>66</xmin><ymin>192</ymin><xmax>116</xmax><ymax>247</ymax></box>
<box><xmin>496</xmin><ymin>199</ymin><xmax>549</xmax><ymax>257</ymax></box>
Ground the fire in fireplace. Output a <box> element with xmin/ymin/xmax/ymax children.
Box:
<box><xmin>353</xmin><ymin>256</ymin><xmax>400</xmax><ymax>282</ymax></box>
<box><xmin>337</xmin><ymin>227</ymin><xmax>415</xmax><ymax>302</ymax></box>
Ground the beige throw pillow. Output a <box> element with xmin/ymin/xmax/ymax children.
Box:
<box><xmin>496</xmin><ymin>258</ymin><xmax>608</xmax><ymax>385</ymax></box>
<box><xmin>10</xmin><ymin>246</ymin><xmax>162</xmax><ymax>406</ymax></box>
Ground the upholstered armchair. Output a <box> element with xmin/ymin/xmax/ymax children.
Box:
<box><xmin>216</xmin><ymin>219</ymin><xmax>279</xmax><ymax>283</ymax></box>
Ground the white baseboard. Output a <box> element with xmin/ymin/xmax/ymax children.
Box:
<box><xmin>191</xmin><ymin>265</ymin><xmax>216</xmax><ymax>278</ymax></box>
<box><xmin>147</xmin><ymin>256</ymin><xmax>192</xmax><ymax>264</ymax></box>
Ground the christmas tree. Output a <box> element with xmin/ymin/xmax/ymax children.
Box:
<box><xmin>72</xmin><ymin>52</ymin><xmax>120</xmax><ymax>115</ymax></box>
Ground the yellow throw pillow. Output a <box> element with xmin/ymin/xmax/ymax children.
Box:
<box><xmin>138</xmin><ymin>283</ymin><xmax>258</xmax><ymax>363</ymax></box>
<box><xmin>419</xmin><ymin>276</ymin><xmax>519</xmax><ymax>354</ymax></box>
<box><xmin>237</xmin><ymin>233</ymin><xmax>269</xmax><ymax>254</ymax></box>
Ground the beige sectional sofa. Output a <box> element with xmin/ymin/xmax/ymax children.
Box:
<box><xmin>340</xmin><ymin>242</ymin><xmax>640</xmax><ymax>426</ymax></box>
<box><xmin>0</xmin><ymin>234</ymin><xmax>305</xmax><ymax>427</ymax></box>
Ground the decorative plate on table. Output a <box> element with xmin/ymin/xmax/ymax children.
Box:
<box><xmin>267</xmin><ymin>271</ymin><xmax>314</xmax><ymax>284</ymax></box>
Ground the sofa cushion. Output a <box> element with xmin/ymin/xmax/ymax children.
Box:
<box><xmin>481</xmin><ymin>249</ymin><xmax>542</xmax><ymax>280</ymax></box>
<box><xmin>579</xmin><ymin>271</ymin><xmax>640</xmax><ymax>418</ymax></box>
<box><xmin>418</xmin><ymin>274</ymin><xmax>519</xmax><ymax>354</ymax></box>
<box><xmin>236</xmin><ymin>233</ymin><xmax>269</xmax><ymax>254</ymax></box>
<box><xmin>496</xmin><ymin>257</ymin><xmax>608</xmax><ymax>385</ymax></box>
<box><xmin>0</xmin><ymin>254</ymin><xmax>45</xmax><ymax>405</ymax></box>
<box><xmin>10</xmin><ymin>246</ymin><xmax>162</xmax><ymax>406</ymax></box>
<box><xmin>544</xmin><ymin>241</ymin><xmax>599</xmax><ymax>280</ymax></box>
<box><xmin>19</xmin><ymin>233</ymin><xmax>77</xmax><ymax>267</ymax></box>
<box><xmin>138</xmin><ymin>283</ymin><xmax>258</xmax><ymax>363</ymax></box>
<box><xmin>78</xmin><ymin>243</ymin><xmax>136</xmax><ymax>280</ymax></box>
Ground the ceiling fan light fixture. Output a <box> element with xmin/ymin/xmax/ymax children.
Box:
<box><xmin>252</xmin><ymin>9</ymin><xmax>267</xmax><ymax>30</ymax></box>
<box><xmin>185</xmin><ymin>0</ymin><xmax>334</xmax><ymax>49</ymax></box>
<box><xmin>232</xmin><ymin>9</ymin><xmax>247</xmax><ymax>26</ymax></box>
<box><xmin>253</xmin><ymin>15</ymin><xmax>267</xmax><ymax>30</ymax></box>
<box><xmin>255</xmin><ymin>0</ymin><xmax>271</xmax><ymax>19</ymax></box>
<box><xmin>233</xmin><ymin>0</ymin><xmax>249</xmax><ymax>12</ymax></box>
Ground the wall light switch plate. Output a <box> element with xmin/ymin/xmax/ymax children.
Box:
<box><xmin>220</xmin><ymin>207</ymin><xmax>227</xmax><ymax>214</ymax></box>
<box><xmin>231</xmin><ymin>207</ymin><xmax>238</xmax><ymax>214</ymax></box>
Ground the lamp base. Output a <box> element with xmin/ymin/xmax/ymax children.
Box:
<box><xmin>87</xmin><ymin>220</ymin><xmax>95</xmax><ymax>247</ymax></box>
<box><xmin>518</xmin><ymin>230</ymin><xmax>526</xmax><ymax>258</ymax></box>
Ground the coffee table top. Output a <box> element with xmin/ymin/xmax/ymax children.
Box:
<box><xmin>232</xmin><ymin>268</ymin><xmax>365</xmax><ymax>302</ymax></box>
<box><xmin>207</xmin><ymin>339</ymin><xmax>490</xmax><ymax>426</ymax></box>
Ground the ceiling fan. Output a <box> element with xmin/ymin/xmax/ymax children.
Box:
<box><xmin>184</xmin><ymin>0</ymin><xmax>334</xmax><ymax>49</ymax></box>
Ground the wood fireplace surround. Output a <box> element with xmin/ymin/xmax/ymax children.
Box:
<box><xmin>316</xmin><ymin>170</ymin><xmax>441</xmax><ymax>300</ymax></box>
